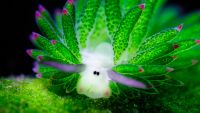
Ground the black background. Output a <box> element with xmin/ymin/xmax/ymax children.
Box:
<box><xmin>0</xmin><ymin>0</ymin><xmax>199</xmax><ymax>76</ymax></box>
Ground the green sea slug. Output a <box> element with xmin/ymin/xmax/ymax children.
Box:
<box><xmin>27</xmin><ymin>0</ymin><xmax>200</xmax><ymax>99</ymax></box>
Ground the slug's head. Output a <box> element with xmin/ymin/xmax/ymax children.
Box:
<box><xmin>76</xmin><ymin>43</ymin><xmax>114</xmax><ymax>99</ymax></box>
<box><xmin>77</xmin><ymin>66</ymin><xmax>112</xmax><ymax>98</ymax></box>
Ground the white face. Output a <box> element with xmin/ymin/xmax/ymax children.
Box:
<box><xmin>76</xmin><ymin>43</ymin><xmax>114</xmax><ymax>99</ymax></box>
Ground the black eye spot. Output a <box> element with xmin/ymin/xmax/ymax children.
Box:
<box><xmin>96</xmin><ymin>72</ymin><xmax>100</xmax><ymax>76</ymax></box>
<box><xmin>93</xmin><ymin>71</ymin><xmax>97</xmax><ymax>75</ymax></box>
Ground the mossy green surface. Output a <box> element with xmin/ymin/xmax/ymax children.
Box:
<box><xmin>1</xmin><ymin>64</ymin><xmax>200</xmax><ymax>113</ymax></box>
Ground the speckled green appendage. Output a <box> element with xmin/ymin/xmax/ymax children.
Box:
<box><xmin>40</xmin><ymin>7</ymin><xmax>62</xmax><ymax>38</ymax></box>
<box><xmin>36</xmin><ymin>15</ymin><xmax>61</xmax><ymax>40</ymax></box>
<box><xmin>87</xmin><ymin>4</ymin><xmax>109</xmax><ymax>49</ymax></box>
<box><xmin>62</xmin><ymin>12</ymin><xmax>81</xmax><ymax>62</ymax></box>
<box><xmin>113</xmin><ymin>6</ymin><xmax>142</xmax><ymax>64</ymax></box>
<box><xmin>139</xmin><ymin>28</ymin><xmax>179</xmax><ymax>51</ymax></box>
<box><xmin>64</xmin><ymin>2</ymin><xmax>75</xmax><ymax>24</ymax></box>
<box><xmin>129</xmin><ymin>43</ymin><xmax>174</xmax><ymax>64</ymax></box>
<box><xmin>78</xmin><ymin>0</ymin><xmax>101</xmax><ymax>48</ymax></box>
<box><xmin>105</xmin><ymin>0</ymin><xmax>122</xmax><ymax>38</ymax></box>
<box><xmin>112</xmin><ymin>64</ymin><xmax>140</xmax><ymax>75</ymax></box>
<box><xmin>31</xmin><ymin>35</ymin><xmax>65</xmax><ymax>60</ymax></box>
<box><xmin>51</xmin><ymin>41</ymin><xmax>80</xmax><ymax>64</ymax></box>
<box><xmin>113</xmin><ymin>64</ymin><xmax>171</xmax><ymax>76</ymax></box>
<box><xmin>128</xmin><ymin>0</ymin><xmax>156</xmax><ymax>54</ymax></box>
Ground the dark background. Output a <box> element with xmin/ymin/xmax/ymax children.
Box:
<box><xmin>0</xmin><ymin>0</ymin><xmax>200</xmax><ymax>76</ymax></box>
